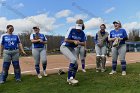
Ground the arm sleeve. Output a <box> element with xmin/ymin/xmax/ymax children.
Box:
<box><xmin>0</xmin><ymin>35</ymin><xmax>4</xmax><ymax>45</ymax></box>
<box><xmin>94</xmin><ymin>34</ymin><xmax>98</xmax><ymax>44</ymax></box>
<box><xmin>109</xmin><ymin>31</ymin><xmax>112</xmax><ymax>38</ymax></box>
<box><xmin>123</xmin><ymin>29</ymin><xmax>128</xmax><ymax>41</ymax></box>
<box><xmin>81</xmin><ymin>33</ymin><xmax>86</xmax><ymax>42</ymax></box>
<box><xmin>43</xmin><ymin>34</ymin><xmax>47</xmax><ymax>41</ymax></box>
<box><xmin>17</xmin><ymin>35</ymin><xmax>21</xmax><ymax>44</ymax></box>
<box><xmin>65</xmin><ymin>27</ymin><xmax>72</xmax><ymax>39</ymax></box>
<box><xmin>30</xmin><ymin>34</ymin><xmax>34</xmax><ymax>40</ymax></box>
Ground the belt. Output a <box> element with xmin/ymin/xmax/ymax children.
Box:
<box><xmin>4</xmin><ymin>48</ymin><xmax>18</xmax><ymax>51</ymax></box>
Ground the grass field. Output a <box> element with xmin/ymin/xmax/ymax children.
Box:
<box><xmin>0</xmin><ymin>63</ymin><xmax>140</xmax><ymax>93</ymax></box>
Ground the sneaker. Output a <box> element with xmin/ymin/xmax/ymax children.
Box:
<box><xmin>109</xmin><ymin>70</ymin><xmax>117</xmax><ymax>75</ymax></box>
<box><xmin>122</xmin><ymin>71</ymin><xmax>126</xmax><ymax>76</ymax></box>
<box><xmin>67</xmin><ymin>77</ymin><xmax>78</xmax><ymax>85</ymax></box>
<box><xmin>43</xmin><ymin>71</ymin><xmax>48</xmax><ymax>77</ymax></box>
<box><xmin>82</xmin><ymin>69</ymin><xmax>86</xmax><ymax>72</ymax></box>
<box><xmin>37</xmin><ymin>74</ymin><xmax>42</xmax><ymax>79</ymax></box>
<box><xmin>101</xmin><ymin>69</ymin><xmax>106</xmax><ymax>72</ymax></box>
<box><xmin>77</xmin><ymin>70</ymin><xmax>79</xmax><ymax>72</ymax></box>
<box><xmin>96</xmin><ymin>69</ymin><xmax>100</xmax><ymax>72</ymax></box>
<box><xmin>16</xmin><ymin>79</ymin><xmax>21</xmax><ymax>82</ymax></box>
<box><xmin>0</xmin><ymin>80</ymin><xmax>4</xmax><ymax>84</ymax></box>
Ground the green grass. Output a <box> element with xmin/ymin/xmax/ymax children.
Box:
<box><xmin>0</xmin><ymin>63</ymin><xmax>140</xmax><ymax>93</ymax></box>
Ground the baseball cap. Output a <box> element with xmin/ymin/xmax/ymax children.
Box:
<box><xmin>33</xmin><ymin>26</ymin><xmax>39</xmax><ymax>29</ymax></box>
<box><xmin>113</xmin><ymin>20</ymin><xmax>121</xmax><ymax>24</ymax></box>
<box><xmin>75</xmin><ymin>24</ymin><xmax>83</xmax><ymax>30</ymax></box>
<box><xmin>76</xmin><ymin>19</ymin><xmax>84</xmax><ymax>24</ymax></box>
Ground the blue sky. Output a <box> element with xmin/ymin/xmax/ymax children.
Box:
<box><xmin>0</xmin><ymin>0</ymin><xmax>140</xmax><ymax>36</ymax></box>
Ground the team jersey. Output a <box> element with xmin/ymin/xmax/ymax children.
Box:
<box><xmin>0</xmin><ymin>33</ymin><xmax>21</xmax><ymax>49</ymax></box>
<box><xmin>110</xmin><ymin>28</ymin><xmax>128</xmax><ymax>45</ymax></box>
<box><xmin>62</xmin><ymin>26</ymin><xmax>86</xmax><ymax>48</ymax></box>
<box><xmin>30</xmin><ymin>33</ymin><xmax>47</xmax><ymax>48</ymax></box>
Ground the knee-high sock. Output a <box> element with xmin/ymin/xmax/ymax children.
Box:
<box><xmin>68</xmin><ymin>63</ymin><xmax>75</xmax><ymax>79</ymax></box>
<box><xmin>1</xmin><ymin>62</ymin><xmax>11</xmax><ymax>81</ymax></box>
<box><xmin>96</xmin><ymin>56</ymin><xmax>101</xmax><ymax>69</ymax></box>
<box><xmin>112</xmin><ymin>61</ymin><xmax>117</xmax><ymax>71</ymax></box>
<box><xmin>73</xmin><ymin>63</ymin><xmax>78</xmax><ymax>78</ymax></box>
<box><xmin>35</xmin><ymin>65</ymin><xmax>40</xmax><ymax>74</ymax></box>
<box><xmin>101</xmin><ymin>57</ymin><xmax>106</xmax><ymax>69</ymax></box>
<box><xmin>12</xmin><ymin>61</ymin><xmax>21</xmax><ymax>80</ymax></box>
<box><xmin>81</xmin><ymin>59</ymin><xmax>85</xmax><ymax>69</ymax></box>
<box><xmin>42</xmin><ymin>63</ymin><xmax>47</xmax><ymax>71</ymax></box>
<box><xmin>121</xmin><ymin>61</ymin><xmax>126</xmax><ymax>71</ymax></box>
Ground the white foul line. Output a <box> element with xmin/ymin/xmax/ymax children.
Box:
<box><xmin>10</xmin><ymin>59</ymin><xmax>140</xmax><ymax>74</ymax></box>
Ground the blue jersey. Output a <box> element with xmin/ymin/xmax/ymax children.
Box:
<box><xmin>0</xmin><ymin>33</ymin><xmax>21</xmax><ymax>49</ymax></box>
<box><xmin>30</xmin><ymin>33</ymin><xmax>47</xmax><ymax>48</ymax></box>
<box><xmin>62</xmin><ymin>27</ymin><xmax>86</xmax><ymax>48</ymax></box>
<box><xmin>110</xmin><ymin>28</ymin><xmax>128</xmax><ymax>45</ymax></box>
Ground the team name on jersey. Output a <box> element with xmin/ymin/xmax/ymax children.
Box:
<box><xmin>112</xmin><ymin>33</ymin><xmax>123</xmax><ymax>37</ymax></box>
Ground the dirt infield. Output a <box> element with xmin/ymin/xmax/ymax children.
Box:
<box><xmin>0</xmin><ymin>52</ymin><xmax>140</xmax><ymax>75</ymax></box>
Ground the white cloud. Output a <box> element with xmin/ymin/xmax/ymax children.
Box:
<box><xmin>0</xmin><ymin>14</ymin><xmax>63</xmax><ymax>34</ymax></box>
<box><xmin>55</xmin><ymin>10</ymin><xmax>72</xmax><ymax>18</ymax></box>
<box><xmin>84</xmin><ymin>17</ymin><xmax>104</xmax><ymax>30</ymax></box>
<box><xmin>66</xmin><ymin>14</ymin><xmax>88</xmax><ymax>23</ymax></box>
<box><xmin>105</xmin><ymin>7</ymin><xmax>115</xmax><ymax>14</ymax></box>
<box><xmin>123</xmin><ymin>22</ymin><xmax>140</xmax><ymax>32</ymax></box>
<box><xmin>86</xmin><ymin>31</ymin><xmax>93</xmax><ymax>36</ymax></box>
<box><xmin>13</xmin><ymin>3</ymin><xmax>24</xmax><ymax>9</ymax></box>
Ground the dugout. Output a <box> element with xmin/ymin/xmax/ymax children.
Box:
<box><xmin>126</xmin><ymin>42</ymin><xmax>140</xmax><ymax>52</ymax></box>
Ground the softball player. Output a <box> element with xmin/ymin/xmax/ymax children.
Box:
<box><xmin>30</xmin><ymin>26</ymin><xmax>47</xmax><ymax>79</ymax></box>
<box><xmin>0</xmin><ymin>25</ymin><xmax>26</xmax><ymax>84</ymax></box>
<box><xmin>60</xmin><ymin>19</ymin><xmax>86</xmax><ymax>85</ymax></box>
<box><xmin>75</xmin><ymin>20</ymin><xmax>86</xmax><ymax>73</ymax></box>
<box><xmin>109</xmin><ymin>21</ymin><xmax>128</xmax><ymax>75</ymax></box>
<box><xmin>94</xmin><ymin>24</ymin><xmax>109</xmax><ymax>72</ymax></box>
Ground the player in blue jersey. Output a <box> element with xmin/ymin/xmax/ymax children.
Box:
<box><xmin>60</xmin><ymin>19</ymin><xmax>86</xmax><ymax>85</ymax></box>
<box><xmin>30</xmin><ymin>26</ymin><xmax>47</xmax><ymax>79</ymax></box>
<box><xmin>0</xmin><ymin>25</ymin><xmax>26</xmax><ymax>84</ymax></box>
<box><xmin>109</xmin><ymin>21</ymin><xmax>128</xmax><ymax>75</ymax></box>
<box><xmin>75</xmin><ymin>20</ymin><xmax>87</xmax><ymax>73</ymax></box>
<box><xmin>94</xmin><ymin>24</ymin><xmax>109</xmax><ymax>72</ymax></box>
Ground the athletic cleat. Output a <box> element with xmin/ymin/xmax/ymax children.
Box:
<box><xmin>16</xmin><ymin>79</ymin><xmax>21</xmax><ymax>82</ymax></box>
<box><xmin>43</xmin><ymin>71</ymin><xmax>48</xmax><ymax>77</ymax></box>
<box><xmin>101</xmin><ymin>69</ymin><xmax>106</xmax><ymax>72</ymax></box>
<box><xmin>0</xmin><ymin>80</ymin><xmax>4</xmax><ymax>84</ymax></box>
<box><xmin>109</xmin><ymin>70</ymin><xmax>117</xmax><ymax>75</ymax></box>
<box><xmin>96</xmin><ymin>69</ymin><xmax>100</xmax><ymax>72</ymax></box>
<box><xmin>82</xmin><ymin>69</ymin><xmax>86</xmax><ymax>72</ymax></box>
<box><xmin>122</xmin><ymin>71</ymin><xmax>126</xmax><ymax>76</ymax></box>
<box><xmin>37</xmin><ymin>74</ymin><xmax>42</xmax><ymax>79</ymax></box>
<box><xmin>67</xmin><ymin>77</ymin><xmax>78</xmax><ymax>85</ymax></box>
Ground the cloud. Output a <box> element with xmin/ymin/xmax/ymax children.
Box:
<box><xmin>123</xmin><ymin>22</ymin><xmax>140</xmax><ymax>32</ymax></box>
<box><xmin>55</xmin><ymin>9</ymin><xmax>72</xmax><ymax>18</ymax></box>
<box><xmin>86</xmin><ymin>31</ymin><xmax>93</xmax><ymax>36</ymax></box>
<box><xmin>13</xmin><ymin>3</ymin><xmax>24</xmax><ymax>9</ymax></box>
<box><xmin>84</xmin><ymin>17</ymin><xmax>104</xmax><ymax>30</ymax></box>
<box><xmin>105</xmin><ymin>7</ymin><xmax>115</xmax><ymax>14</ymax></box>
<box><xmin>0</xmin><ymin>14</ymin><xmax>63</xmax><ymax>34</ymax></box>
<box><xmin>66</xmin><ymin>14</ymin><xmax>88</xmax><ymax>23</ymax></box>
